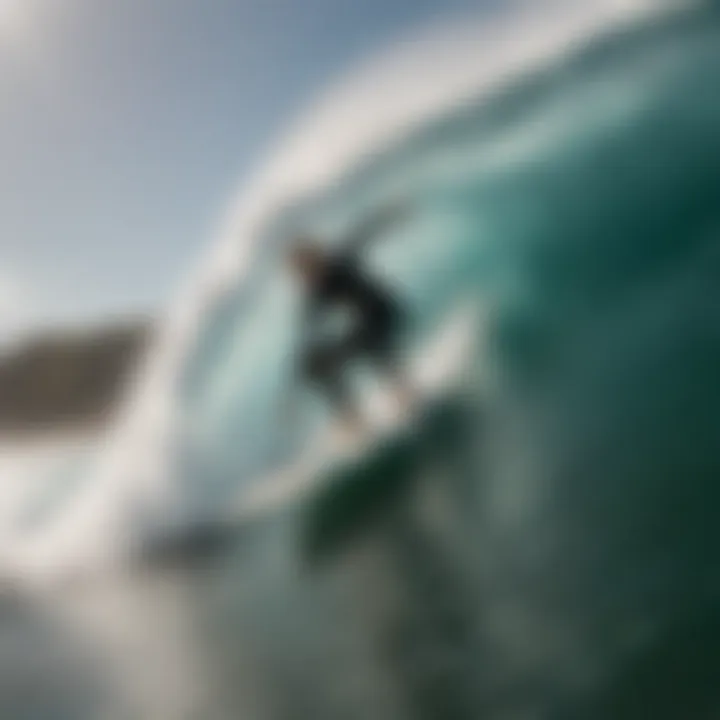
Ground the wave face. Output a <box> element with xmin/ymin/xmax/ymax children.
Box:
<box><xmin>4</xmin><ymin>3</ymin><xmax>720</xmax><ymax>719</ymax></box>
<box><xmin>147</xmin><ymin>5</ymin><xmax>720</xmax><ymax>718</ymax></box>
<box><xmin>170</xmin><ymin>2</ymin><xmax>720</xmax><ymax>518</ymax></box>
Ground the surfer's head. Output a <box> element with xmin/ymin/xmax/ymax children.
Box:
<box><xmin>288</xmin><ymin>238</ymin><xmax>327</xmax><ymax>282</ymax></box>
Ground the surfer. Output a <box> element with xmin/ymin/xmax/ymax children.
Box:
<box><xmin>288</xmin><ymin>202</ymin><xmax>413</xmax><ymax>432</ymax></box>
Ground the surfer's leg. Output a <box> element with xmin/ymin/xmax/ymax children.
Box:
<box><xmin>366</xmin><ymin>313</ymin><xmax>416</xmax><ymax>416</ymax></box>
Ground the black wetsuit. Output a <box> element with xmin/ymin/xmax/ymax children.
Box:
<box><xmin>299</xmin><ymin>209</ymin><xmax>406</xmax><ymax>410</ymax></box>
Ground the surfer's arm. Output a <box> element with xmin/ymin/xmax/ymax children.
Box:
<box><xmin>342</xmin><ymin>200</ymin><xmax>411</xmax><ymax>257</ymax></box>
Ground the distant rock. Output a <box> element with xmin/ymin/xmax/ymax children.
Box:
<box><xmin>0</xmin><ymin>319</ymin><xmax>152</xmax><ymax>438</ymax></box>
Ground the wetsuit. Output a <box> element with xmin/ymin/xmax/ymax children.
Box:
<box><xmin>299</xmin><ymin>208</ymin><xmax>406</xmax><ymax>411</ymax></box>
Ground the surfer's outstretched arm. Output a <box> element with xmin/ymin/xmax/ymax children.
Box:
<box><xmin>342</xmin><ymin>200</ymin><xmax>412</xmax><ymax>256</ymax></box>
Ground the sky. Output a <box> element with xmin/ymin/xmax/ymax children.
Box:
<box><xmin>0</xmin><ymin>0</ymin><xmax>493</xmax><ymax>342</ymax></box>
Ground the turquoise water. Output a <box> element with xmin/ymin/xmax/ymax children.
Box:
<box><xmin>175</xmin><ymin>3</ymin><xmax>720</xmax><ymax>522</ymax></box>
<box><xmin>3</xmin><ymin>4</ymin><xmax>720</xmax><ymax>719</ymax></box>
<box><xmin>143</xmin><ymin>6</ymin><xmax>720</xmax><ymax>718</ymax></box>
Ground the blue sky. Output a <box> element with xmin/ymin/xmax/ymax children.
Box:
<box><xmin>0</xmin><ymin>0</ymin><xmax>491</xmax><ymax>338</ymax></box>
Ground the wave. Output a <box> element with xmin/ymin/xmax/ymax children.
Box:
<box><xmin>2</xmin><ymin>0</ymin><xmax>712</xmax><ymax>580</ymax></box>
<box><xmin>2</xmin><ymin>3</ymin><xmax>720</xmax><ymax>718</ymax></box>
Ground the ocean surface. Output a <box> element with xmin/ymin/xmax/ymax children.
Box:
<box><xmin>1</xmin><ymin>2</ymin><xmax>720</xmax><ymax>718</ymax></box>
